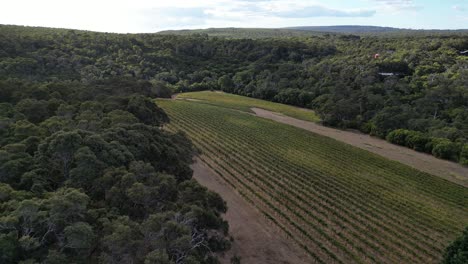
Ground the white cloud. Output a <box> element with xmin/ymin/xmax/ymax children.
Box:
<box><xmin>371</xmin><ymin>0</ymin><xmax>422</xmax><ymax>12</ymax></box>
<box><xmin>0</xmin><ymin>0</ymin><xmax>215</xmax><ymax>32</ymax></box>
<box><xmin>453</xmin><ymin>5</ymin><xmax>466</xmax><ymax>12</ymax></box>
<box><xmin>273</xmin><ymin>7</ymin><xmax>375</xmax><ymax>18</ymax></box>
<box><xmin>0</xmin><ymin>0</ymin><xmax>462</xmax><ymax>32</ymax></box>
<box><xmin>204</xmin><ymin>1</ymin><xmax>376</xmax><ymax>19</ymax></box>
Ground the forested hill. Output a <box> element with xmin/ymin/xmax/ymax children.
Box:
<box><xmin>287</xmin><ymin>25</ymin><xmax>402</xmax><ymax>33</ymax></box>
<box><xmin>287</xmin><ymin>25</ymin><xmax>468</xmax><ymax>34</ymax></box>
<box><xmin>1</xmin><ymin>24</ymin><xmax>468</xmax><ymax>166</ymax></box>
<box><xmin>0</xmin><ymin>26</ymin><xmax>231</xmax><ymax>263</ymax></box>
<box><xmin>157</xmin><ymin>27</ymin><xmax>321</xmax><ymax>38</ymax></box>
<box><xmin>158</xmin><ymin>25</ymin><xmax>406</xmax><ymax>38</ymax></box>
<box><xmin>158</xmin><ymin>26</ymin><xmax>468</xmax><ymax>38</ymax></box>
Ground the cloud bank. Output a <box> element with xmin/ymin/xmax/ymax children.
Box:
<box><xmin>0</xmin><ymin>0</ymin><xmax>462</xmax><ymax>33</ymax></box>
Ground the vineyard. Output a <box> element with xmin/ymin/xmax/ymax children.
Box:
<box><xmin>157</xmin><ymin>96</ymin><xmax>468</xmax><ymax>264</ymax></box>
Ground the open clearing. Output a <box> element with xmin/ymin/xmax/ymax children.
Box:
<box><xmin>251</xmin><ymin>108</ymin><xmax>468</xmax><ymax>187</ymax></box>
<box><xmin>158</xmin><ymin>94</ymin><xmax>468</xmax><ymax>263</ymax></box>
<box><xmin>177</xmin><ymin>91</ymin><xmax>321</xmax><ymax>122</ymax></box>
<box><xmin>176</xmin><ymin>91</ymin><xmax>468</xmax><ymax>187</ymax></box>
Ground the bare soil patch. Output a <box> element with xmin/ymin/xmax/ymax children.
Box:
<box><xmin>251</xmin><ymin>107</ymin><xmax>468</xmax><ymax>188</ymax></box>
<box><xmin>191</xmin><ymin>159</ymin><xmax>313</xmax><ymax>264</ymax></box>
<box><xmin>184</xmin><ymin>98</ymin><xmax>202</xmax><ymax>102</ymax></box>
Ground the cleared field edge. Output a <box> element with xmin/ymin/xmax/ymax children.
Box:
<box><xmin>250</xmin><ymin>107</ymin><xmax>468</xmax><ymax>188</ymax></box>
<box><xmin>171</xmin><ymin>91</ymin><xmax>468</xmax><ymax>188</ymax></box>
<box><xmin>158</xmin><ymin>99</ymin><xmax>468</xmax><ymax>218</ymax></box>
<box><xmin>175</xmin><ymin>91</ymin><xmax>321</xmax><ymax>123</ymax></box>
<box><xmin>157</xmin><ymin>99</ymin><xmax>468</xmax><ymax>264</ymax></box>
<box><xmin>191</xmin><ymin>158</ymin><xmax>314</xmax><ymax>264</ymax></box>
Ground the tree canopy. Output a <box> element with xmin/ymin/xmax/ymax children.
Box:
<box><xmin>1</xmin><ymin>24</ymin><xmax>466</xmax><ymax>164</ymax></box>
<box><xmin>0</xmin><ymin>77</ymin><xmax>230</xmax><ymax>263</ymax></box>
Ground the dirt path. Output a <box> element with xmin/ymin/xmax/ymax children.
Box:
<box><xmin>191</xmin><ymin>159</ymin><xmax>313</xmax><ymax>264</ymax></box>
<box><xmin>251</xmin><ymin>107</ymin><xmax>468</xmax><ymax>188</ymax></box>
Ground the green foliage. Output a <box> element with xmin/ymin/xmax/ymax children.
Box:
<box><xmin>0</xmin><ymin>232</ymin><xmax>19</xmax><ymax>264</ymax></box>
<box><xmin>406</xmin><ymin>132</ymin><xmax>432</xmax><ymax>152</ymax></box>
<box><xmin>63</xmin><ymin>221</ymin><xmax>95</xmax><ymax>253</ymax></box>
<box><xmin>442</xmin><ymin>227</ymin><xmax>468</xmax><ymax>264</ymax></box>
<box><xmin>432</xmin><ymin>139</ymin><xmax>461</xmax><ymax>162</ymax></box>
<box><xmin>15</xmin><ymin>99</ymin><xmax>50</xmax><ymax>124</ymax></box>
<box><xmin>460</xmin><ymin>145</ymin><xmax>468</xmax><ymax>166</ymax></box>
<box><xmin>0</xmin><ymin>77</ymin><xmax>229</xmax><ymax>262</ymax></box>
<box><xmin>0</xmin><ymin>24</ymin><xmax>466</xmax><ymax>164</ymax></box>
<box><xmin>385</xmin><ymin>129</ymin><xmax>450</xmax><ymax>154</ymax></box>
<box><xmin>12</xmin><ymin>120</ymin><xmax>44</xmax><ymax>141</ymax></box>
<box><xmin>386</xmin><ymin>129</ymin><xmax>413</xmax><ymax>146</ymax></box>
<box><xmin>385</xmin><ymin>129</ymin><xmax>465</xmax><ymax>162</ymax></box>
<box><xmin>218</xmin><ymin>75</ymin><xmax>234</xmax><ymax>92</ymax></box>
<box><xmin>127</xmin><ymin>95</ymin><xmax>169</xmax><ymax>125</ymax></box>
<box><xmin>144</xmin><ymin>250</ymin><xmax>172</xmax><ymax>264</ymax></box>
<box><xmin>369</xmin><ymin>106</ymin><xmax>413</xmax><ymax>138</ymax></box>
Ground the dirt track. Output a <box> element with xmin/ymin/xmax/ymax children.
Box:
<box><xmin>191</xmin><ymin>159</ymin><xmax>313</xmax><ymax>264</ymax></box>
<box><xmin>251</xmin><ymin>107</ymin><xmax>468</xmax><ymax>188</ymax></box>
<box><xmin>187</xmin><ymin>102</ymin><xmax>467</xmax><ymax>263</ymax></box>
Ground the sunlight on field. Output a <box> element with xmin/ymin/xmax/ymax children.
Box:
<box><xmin>176</xmin><ymin>91</ymin><xmax>321</xmax><ymax>123</ymax></box>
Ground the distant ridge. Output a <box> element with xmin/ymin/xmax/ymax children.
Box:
<box><xmin>157</xmin><ymin>25</ymin><xmax>468</xmax><ymax>38</ymax></box>
<box><xmin>286</xmin><ymin>25</ymin><xmax>402</xmax><ymax>33</ymax></box>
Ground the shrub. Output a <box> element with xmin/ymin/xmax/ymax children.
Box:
<box><xmin>386</xmin><ymin>129</ymin><xmax>431</xmax><ymax>152</ymax></box>
<box><xmin>460</xmin><ymin>144</ymin><xmax>468</xmax><ymax>166</ymax></box>
<box><xmin>386</xmin><ymin>129</ymin><xmax>411</xmax><ymax>146</ymax></box>
<box><xmin>432</xmin><ymin>138</ymin><xmax>461</xmax><ymax>162</ymax></box>
<box><xmin>442</xmin><ymin>227</ymin><xmax>468</xmax><ymax>264</ymax></box>
<box><xmin>406</xmin><ymin>131</ymin><xmax>431</xmax><ymax>152</ymax></box>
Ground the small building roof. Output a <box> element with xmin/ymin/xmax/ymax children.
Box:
<box><xmin>379</xmin><ymin>72</ymin><xmax>395</xmax><ymax>76</ymax></box>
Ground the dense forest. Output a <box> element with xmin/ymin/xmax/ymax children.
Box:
<box><xmin>0</xmin><ymin>28</ymin><xmax>231</xmax><ymax>263</ymax></box>
<box><xmin>1</xmin><ymin>25</ymin><xmax>467</xmax><ymax>165</ymax></box>
<box><xmin>0</xmin><ymin>24</ymin><xmax>467</xmax><ymax>263</ymax></box>
<box><xmin>159</xmin><ymin>26</ymin><xmax>468</xmax><ymax>38</ymax></box>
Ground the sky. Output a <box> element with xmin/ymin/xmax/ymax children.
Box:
<box><xmin>1</xmin><ymin>0</ymin><xmax>467</xmax><ymax>33</ymax></box>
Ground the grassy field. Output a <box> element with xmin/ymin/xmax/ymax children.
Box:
<box><xmin>157</xmin><ymin>96</ymin><xmax>468</xmax><ymax>264</ymax></box>
<box><xmin>176</xmin><ymin>91</ymin><xmax>321</xmax><ymax>122</ymax></box>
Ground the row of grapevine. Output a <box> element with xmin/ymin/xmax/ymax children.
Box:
<box><xmin>158</xmin><ymin>99</ymin><xmax>468</xmax><ymax>264</ymax></box>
